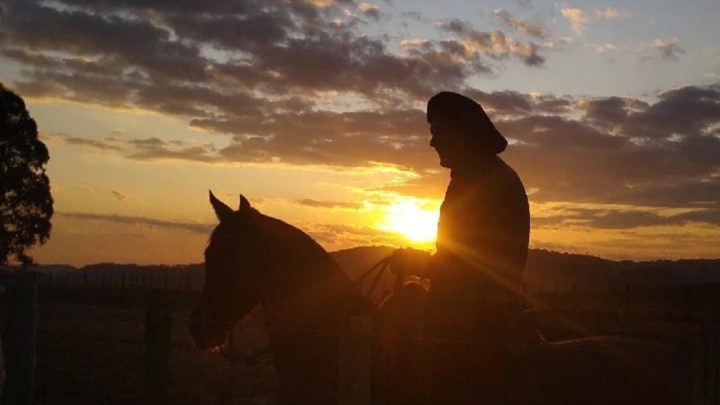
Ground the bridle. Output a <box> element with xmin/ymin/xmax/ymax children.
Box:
<box><xmin>215</xmin><ymin>254</ymin><xmax>397</xmax><ymax>363</ymax></box>
<box><xmin>353</xmin><ymin>255</ymin><xmax>401</xmax><ymax>306</ymax></box>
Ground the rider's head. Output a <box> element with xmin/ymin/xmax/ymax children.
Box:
<box><xmin>427</xmin><ymin>91</ymin><xmax>507</xmax><ymax>168</ymax></box>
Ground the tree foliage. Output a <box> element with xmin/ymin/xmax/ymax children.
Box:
<box><xmin>0</xmin><ymin>83</ymin><xmax>53</xmax><ymax>265</ymax></box>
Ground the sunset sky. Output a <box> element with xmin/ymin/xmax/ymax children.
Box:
<box><xmin>1</xmin><ymin>0</ymin><xmax>718</xmax><ymax>265</ymax></box>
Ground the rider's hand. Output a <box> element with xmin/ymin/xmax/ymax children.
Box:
<box><xmin>388</xmin><ymin>248</ymin><xmax>431</xmax><ymax>277</ymax></box>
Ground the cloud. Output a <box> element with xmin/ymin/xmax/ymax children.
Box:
<box><xmin>533</xmin><ymin>205</ymin><xmax>720</xmax><ymax>229</ymax></box>
<box><xmin>589</xmin><ymin>42</ymin><xmax>617</xmax><ymax>54</ymax></box>
<box><xmin>593</xmin><ymin>7</ymin><xmax>628</xmax><ymax>20</ymax></box>
<box><xmin>492</xmin><ymin>9</ymin><xmax>549</xmax><ymax>39</ymax></box>
<box><xmin>62</xmin><ymin>136</ymin><xmax>125</xmax><ymax>151</ymax></box>
<box><xmin>0</xmin><ymin>0</ymin><xmax>549</xmax><ymax>119</ymax></box>
<box><xmin>1</xmin><ymin>0</ymin><xmax>716</xmax><ymax>231</ymax></box>
<box><xmin>43</xmin><ymin>82</ymin><xmax>720</xmax><ymax>214</ymax></box>
<box><xmin>47</xmin><ymin>133</ymin><xmax>222</xmax><ymax>163</ymax></box>
<box><xmin>438</xmin><ymin>19</ymin><xmax>545</xmax><ymax>66</ymax></box>
<box><xmin>295</xmin><ymin>199</ymin><xmax>364</xmax><ymax>209</ymax></box>
<box><xmin>358</xmin><ymin>3</ymin><xmax>380</xmax><ymax>20</ymax></box>
<box><xmin>561</xmin><ymin>8</ymin><xmax>588</xmax><ymax>34</ymax></box>
<box><xmin>561</xmin><ymin>6</ymin><xmax>628</xmax><ymax>35</ymax></box>
<box><xmin>58</xmin><ymin>212</ymin><xmax>213</xmax><ymax>234</ymax></box>
<box><xmin>111</xmin><ymin>190</ymin><xmax>127</xmax><ymax>201</ymax></box>
<box><xmin>126</xmin><ymin>138</ymin><xmax>219</xmax><ymax>163</ymax></box>
<box><xmin>653</xmin><ymin>37</ymin><xmax>685</xmax><ymax>62</ymax></box>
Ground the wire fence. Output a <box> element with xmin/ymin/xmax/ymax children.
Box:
<box><xmin>31</xmin><ymin>268</ymin><xmax>720</xmax><ymax>321</ymax></box>
<box><xmin>4</xmin><ymin>270</ymin><xmax>720</xmax><ymax>404</ymax></box>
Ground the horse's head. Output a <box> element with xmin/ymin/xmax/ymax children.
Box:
<box><xmin>189</xmin><ymin>191</ymin><xmax>274</xmax><ymax>350</ymax></box>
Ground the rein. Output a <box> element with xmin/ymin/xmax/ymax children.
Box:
<box><xmin>216</xmin><ymin>255</ymin><xmax>396</xmax><ymax>364</ymax></box>
<box><xmin>353</xmin><ymin>255</ymin><xmax>394</xmax><ymax>305</ymax></box>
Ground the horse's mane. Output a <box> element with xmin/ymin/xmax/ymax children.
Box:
<box><xmin>224</xmin><ymin>211</ymin><xmax>370</xmax><ymax>309</ymax></box>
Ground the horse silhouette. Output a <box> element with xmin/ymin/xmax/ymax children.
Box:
<box><xmin>190</xmin><ymin>192</ymin><xmax>690</xmax><ymax>405</ymax></box>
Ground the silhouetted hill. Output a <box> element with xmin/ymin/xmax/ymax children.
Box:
<box><xmin>330</xmin><ymin>246</ymin><xmax>396</xmax><ymax>279</ymax></box>
<box><xmin>33</xmin><ymin>247</ymin><xmax>720</xmax><ymax>293</ymax></box>
<box><xmin>330</xmin><ymin>247</ymin><xmax>720</xmax><ymax>292</ymax></box>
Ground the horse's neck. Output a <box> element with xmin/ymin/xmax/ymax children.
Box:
<box><xmin>259</xmin><ymin>249</ymin><xmax>369</xmax><ymax>403</ymax></box>
<box><xmin>261</xmin><ymin>251</ymin><xmax>370</xmax><ymax>332</ymax></box>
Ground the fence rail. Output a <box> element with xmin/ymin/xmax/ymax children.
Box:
<box><xmin>4</xmin><ymin>269</ymin><xmax>720</xmax><ymax>404</ymax></box>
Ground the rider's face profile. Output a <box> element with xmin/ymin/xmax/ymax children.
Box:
<box><xmin>429</xmin><ymin>120</ymin><xmax>469</xmax><ymax>168</ymax></box>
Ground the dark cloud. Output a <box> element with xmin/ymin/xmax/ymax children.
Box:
<box><xmin>485</xmin><ymin>85</ymin><xmax>720</xmax><ymax>208</ymax></box>
<box><xmin>58</xmin><ymin>212</ymin><xmax>213</xmax><ymax>234</ymax></box>
<box><xmin>62</xmin><ymin>136</ymin><xmax>125</xmax><ymax>151</ymax></box>
<box><xmin>582</xmin><ymin>96</ymin><xmax>645</xmax><ymax>129</ymax></box>
<box><xmin>534</xmin><ymin>206</ymin><xmax>720</xmax><ymax>229</ymax></box>
<box><xmin>464</xmin><ymin>89</ymin><xmax>532</xmax><ymax>116</ymax></box>
<box><xmin>653</xmin><ymin>38</ymin><xmax>685</xmax><ymax>62</ymax></box>
<box><xmin>41</xmin><ymin>81</ymin><xmax>720</xmax><ymax>215</ymax></box>
<box><xmin>358</xmin><ymin>3</ymin><xmax>381</xmax><ymax>20</ymax></box>
<box><xmin>1</xmin><ymin>0</ymin><xmax>543</xmax><ymax>112</ymax></box>
<box><xmin>492</xmin><ymin>9</ymin><xmax>548</xmax><ymax>39</ymax></box>
<box><xmin>111</xmin><ymin>190</ymin><xmax>127</xmax><ymax>201</ymax></box>
<box><xmin>50</xmin><ymin>134</ymin><xmax>220</xmax><ymax>163</ymax></box>
<box><xmin>1</xmin><ymin>0</ymin><xmax>717</xmax><ymax>231</ymax></box>
<box><xmin>126</xmin><ymin>138</ymin><xmax>219</xmax><ymax>163</ymax></box>
<box><xmin>1</xmin><ymin>0</ymin><xmax>207</xmax><ymax>81</ymax></box>
<box><xmin>621</xmin><ymin>86</ymin><xmax>720</xmax><ymax>139</ymax></box>
<box><xmin>438</xmin><ymin>19</ymin><xmax>545</xmax><ymax>67</ymax></box>
<box><xmin>197</xmin><ymin>108</ymin><xmax>436</xmax><ymax>169</ymax></box>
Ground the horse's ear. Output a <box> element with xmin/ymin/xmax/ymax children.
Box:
<box><xmin>239</xmin><ymin>194</ymin><xmax>251</xmax><ymax>212</ymax></box>
<box><xmin>209</xmin><ymin>190</ymin><xmax>234</xmax><ymax>222</ymax></box>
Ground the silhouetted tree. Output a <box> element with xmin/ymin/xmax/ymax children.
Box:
<box><xmin>0</xmin><ymin>84</ymin><xmax>53</xmax><ymax>265</ymax></box>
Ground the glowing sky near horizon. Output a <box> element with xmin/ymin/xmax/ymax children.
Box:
<box><xmin>0</xmin><ymin>0</ymin><xmax>718</xmax><ymax>265</ymax></box>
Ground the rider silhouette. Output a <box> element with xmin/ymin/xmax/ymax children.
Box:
<box><xmin>391</xmin><ymin>91</ymin><xmax>530</xmax><ymax>403</ymax></box>
<box><xmin>393</xmin><ymin>91</ymin><xmax>529</xmax><ymax>303</ymax></box>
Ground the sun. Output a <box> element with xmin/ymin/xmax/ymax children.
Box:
<box><xmin>381</xmin><ymin>199</ymin><xmax>440</xmax><ymax>245</ymax></box>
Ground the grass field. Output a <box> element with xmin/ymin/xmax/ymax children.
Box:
<box><xmin>34</xmin><ymin>287</ymin><xmax>278</xmax><ymax>405</ymax></box>
<box><xmin>27</xmin><ymin>280</ymin><xmax>720</xmax><ymax>404</ymax></box>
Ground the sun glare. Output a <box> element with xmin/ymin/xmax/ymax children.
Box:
<box><xmin>381</xmin><ymin>199</ymin><xmax>440</xmax><ymax>245</ymax></box>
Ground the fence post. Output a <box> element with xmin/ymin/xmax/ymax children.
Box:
<box><xmin>624</xmin><ymin>285</ymin><xmax>630</xmax><ymax>315</ymax></box>
<box><xmin>692</xmin><ymin>328</ymin><xmax>720</xmax><ymax>405</ymax></box>
<box><xmin>1</xmin><ymin>268</ymin><xmax>37</xmax><ymax>405</ymax></box>
<box><xmin>145</xmin><ymin>300</ymin><xmax>171</xmax><ymax>405</ymax></box>
<box><xmin>338</xmin><ymin>316</ymin><xmax>372</xmax><ymax>405</ymax></box>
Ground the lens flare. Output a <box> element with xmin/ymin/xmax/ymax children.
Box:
<box><xmin>381</xmin><ymin>199</ymin><xmax>440</xmax><ymax>244</ymax></box>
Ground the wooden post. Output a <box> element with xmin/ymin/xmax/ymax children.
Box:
<box><xmin>624</xmin><ymin>285</ymin><xmax>630</xmax><ymax>316</ymax></box>
<box><xmin>1</xmin><ymin>268</ymin><xmax>37</xmax><ymax>405</ymax></box>
<box><xmin>145</xmin><ymin>302</ymin><xmax>171</xmax><ymax>405</ymax></box>
<box><xmin>338</xmin><ymin>316</ymin><xmax>372</xmax><ymax>405</ymax></box>
<box><xmin>692</xmin><ymin>328</ymin><xmax>720</xmax><ymax>405</ymax></box>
